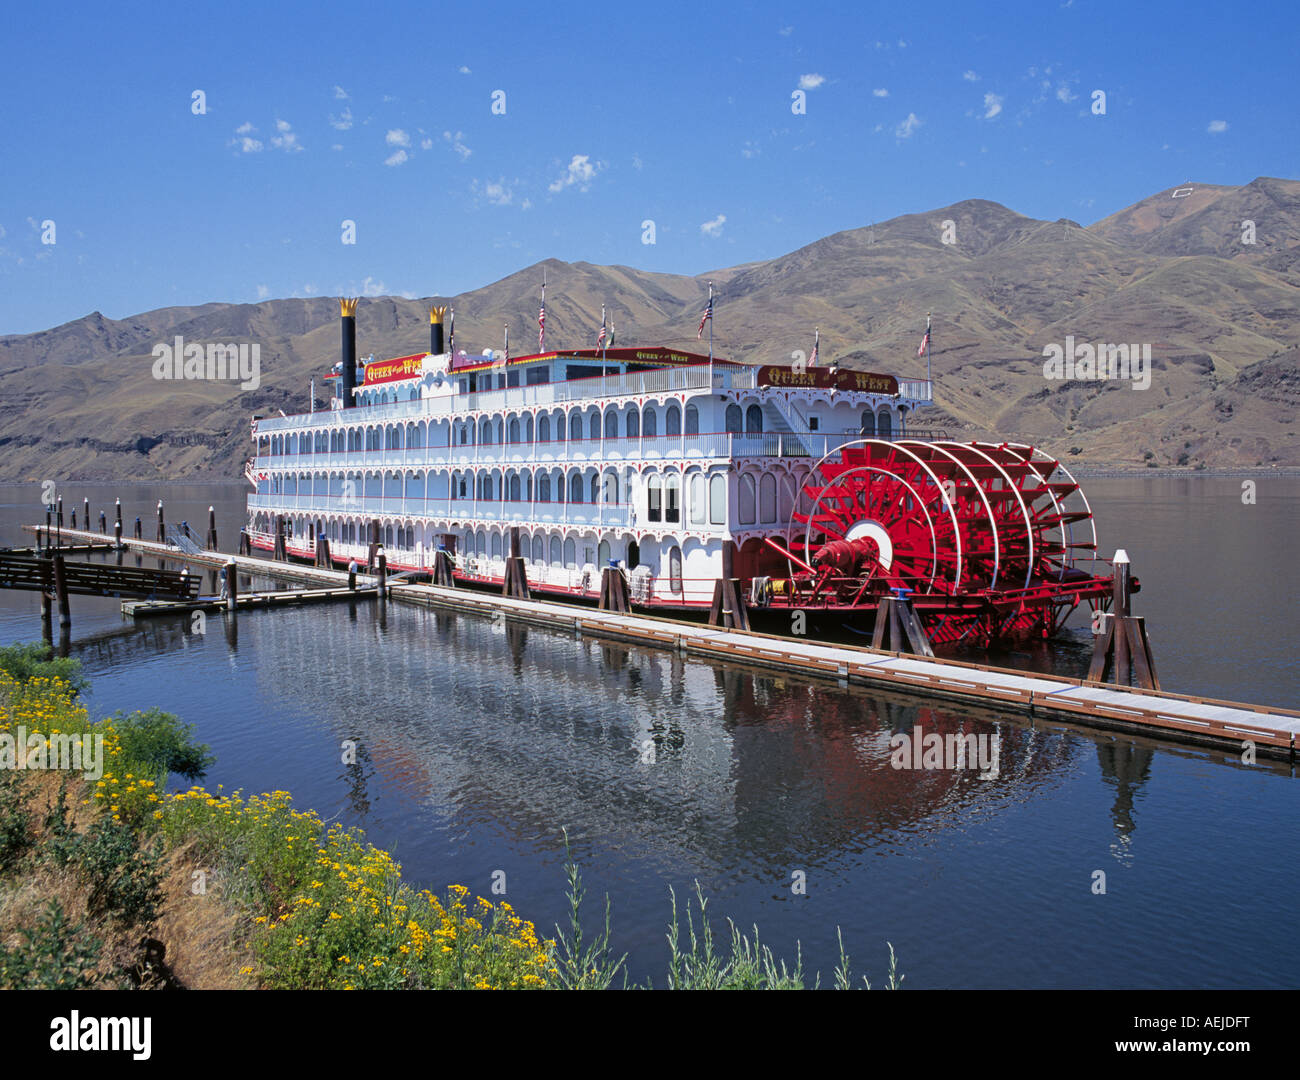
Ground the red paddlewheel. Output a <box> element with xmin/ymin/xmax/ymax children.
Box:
<box><xmin>786</xmin><ymin>439</ymin><xmax>1108</xmax><ymax>645</ymax></box>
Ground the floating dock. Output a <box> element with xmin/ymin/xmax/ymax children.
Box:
<box><xmin>26</xmin><ymin>524</ymin><xmax>1300</xmax><ymax>761</ymax></box>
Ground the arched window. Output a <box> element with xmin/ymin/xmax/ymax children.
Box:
<box><xmin>588</xmin><ymin>411</ymin><xmax>601</xmax><ymax>440</ymax></box>
<box><xmin>491</xmin><ymin>532</ymin><xmax>502</xmax><ymax>559</ymax></box>
<box><xmin>626</xmin><ymin>410</ymin><xmax>639</xmax><ymax>439</ymax></box>
<box><xmin>665</xmin><ymin>473</ymin><xmax>681</xmax><ymax>524</ymax></box>
<box><xmin>508</xmin><ymin>418</ymin><xmax>521</xmax><ymax>443</ymax></box>
<box><xmin>601</xmin><ymin>471</ymin><xmax>618</xmax><ymax>503</ymax></box>
<box><xmin>556</xmin><ymin>414</ymin><xmax>566</xmax><ymax>441</ymax></box>
<box><xmin>549</xmin><ymin>536</ymin><xmax>562</xmax><ymax>566</ymax></box>
<box><xmin>524</xmin><ymin>415</ymin><xmax>534</xmax><ymax>442</ymax></box>
<box><xmin>745</xmin><ymin>405</ymin><xmax>763</xmax><ymax>434</ymax></box>
<box><xmin>725</xmin><ymin>404</ymin><xmax>742</xmax><ymax>433</ymax></box>
<box><xmin>669</xmin><ymin>545</ymin><xmax>683</xmax><ymax>594</ymax></box>
<box><xmin>739</xmin><ymin>474</ymin><xmax>757</xmax><ymax>524</ymax></box>
<box><xmin>480</xmin><ymin>418</ymin><xmax>492</xmax><ymax>444</ymax></box>
<box><xmin>685</xmin><ymin>404</ymin><xmax>699</xmax><ymax>435</ymax></box>
<box><xmin>538</xmin><ymin>414</ymin><xmax>550</xmax><ymax>443</ymax></box>
<box><xmin>570</xmin><ymin>413</ymin><xmax>583</xmax><ymax>441</ymax></box>
<box><xmin>604</xmin><ymin>409</ymin><xmax>618</xmax><ymax>440</ymax></box>
<box><xmin>642</xmin><ymin>406</ymin><xmax>657</xmax><ymax>438</ymax></box>
<box><xmin>509</xmin><ymin>474</ymin><xmax>521</xmax><ymax>501</ymax></box>
<box><xmin>539</xmin><ymin>473</ymin><xmax>551</xmax><ymax>502</ymax></box>
<box><xmin>563</xmin><ymin>537</ymin><xmax>576</xmax><ymax>568</ymax></box>
<box><xmin>760</xmin><ymin>474</ymin><xmax>777</xmax><ymax>522</ymax></box>
<box><xmin>532</xmin><ymin>534</ymin><xmax>544</xmax><ymax>563</ymax></box>
<box><xmin>569</xmin><ymin>472</ymin><xmax>584</xmax><ymax>503</ymax></box>
<box><xmin>647</xmin><ymin>475</ymin><xmax>663</xmax><ymax>522</ymax></box>
<box><xmin>598</xmin><ymin>539</ymin><xmax>611</xmax><ymax>566</ymax></box>
<box><xmin>689</xmin><ymin>473</ymin><xmax>705</xmax><ymax>525</ymax></box>
<box><xmin>666</xmin><ymin>404</ymin><xmax>681</xmax><ymax>436</ymax></box>
<box><xmin>878</xmin><ymin>411</ymin><xmax>893</xmax><ymax>438</ymax></box>
<box><xmin>589</xmin><ymin>473</ymin><xmax>599</xmax><ymax>503</ymax></box>
<box><xmin>709</xmin><ymin>474</ymin><xmax>726</xmax><ymax>524</ymax></box>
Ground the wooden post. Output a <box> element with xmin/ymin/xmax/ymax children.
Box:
<box><xmin>501</xmin><ymin>529</ymin><xmax>528</xmax><ymax>599</ymax></box>
<box><xmin>115</xmin><ymin>499</ymin><xmax>122</xmax><ymax>529</ymax></box>
<box><xmin>273</xmin><ymin>516</ymin><xmax>287</xmax><ymax>561</ymax></box>
<box><xmin>433</xmin><ymin>548</ymin><xmax>455</xmax><ymax>587</ymax></box>
<box><xmin>40</xmin><ymin>589</ymin><xmax>52</xmax><ymax>642</ymax></box>
<box><xmin>376</xmin><ymin>551</ymin><xmax>387</xmax><ymax>599</ymax></box>
<box><xmin>56</xmin><ymin>498</ymin><xmax>63</xmax><ymax>547</ymax></box>
<box><xmin>43</xmin><ymin>510</ymin><xmax>51</xmax><ymax>553</ymax></box>
<box><xmin>157</xmin><ymin>501</ymin><xmax>166</xmax><ymax>543</ymax></box>
<box><xmin>598</xmin><ymin>567</ymin><xmax>630</xmax><ymax>612</ymax></box>
<box><xmin>225</xmin><ymin>560</ymin><xmax>238</xmax><ymax>611</ymax></box>
<box><xmin>52</xmin><ymin>554</ymin><xmax>71</xmax><ymax>630</ymax></box>
<box><xmin>1112</xmin><ymin>550</ymin><xmax>1131</xmax><ymax>686</ymax></box>
<box><xmin>134</xmin><ymin>517</ymin><xmax>142</xmax><ymax>540</ymax></box>
<box><xmin>207</xmin><ymin>506</ymin><xmax>219</xmax><ymax>551</ymax></box>
<box><xmin>114</xmin><ymin>518</ymin><xmax>123</xmax><ymax>548</ymax></box>
<box><xmin>70</xmin><ymin>507</ymin><xmax>77</xmax><ymax>530</ymax></box>
<box><xmin>99</xmin><ymin>510</ymin><xmax>107</xmax><ymax>534</ymax></box>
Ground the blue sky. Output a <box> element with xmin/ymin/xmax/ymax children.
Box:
<box><xmin>1</xmin><ymin>0</ymin><xmax>1296</xmax><ymax>335</ymax></box>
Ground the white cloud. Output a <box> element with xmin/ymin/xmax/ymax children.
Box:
<box><xmin>520</xmin><ymin>197</ymin><xmax>532</xmax><ymax>210</ymax></box>
<box><xmin>741</xmin><ymin>140</ymin><xmax>761</xmax><ymax>158</ymax></box>
<box><xmin>384</xmin><ymin>149</ymin><xmax>409</xmax><ymax>167</ymax></box>
<box><xmin>330</xmin><ymin>107</ymin><xmax>353</xmax><ymax>131</ymax></box>
<box><xmin>982</xmin><ymin>93</ymin><xmax>1003</xmax><ymax>119</ymax></box>
<box><xmin>271</xmin><ymin>119</ymin><xmax>303</xmax><ymax>152</ymax></box>
<box><xmin>798</xmin><ymin>73</ymin><xmax>825</xmax><ymax>90</ymax></box>
<box><xmin>256</xmin><ymin>284</ymin><xmax>269</xmax><ymax>299</ymax></box>
<box><xmin>332</xmin><ymin>144</ymin><xmax>343</xmax><ymax>152</ymax></box>
<box><xmin>334</xmin><ymin>85</ymin><xmax>350</xmax><ymax>100</ymax></box>
<box><xmin>963</xmin><ymin>70</ymin><xmax>979</xmax><ymax>81</ymax></box>
<box><xmin>443</xmin><ymin>130</ymin><xmax>471</xmax><ymax>159</ymax></box>
<box><xmin>474</xmin><ymin>177</ymin><xmax>514</xmax><ymax>205</ymax></box>
<box><xmin>700</xmin><ymin>214</ymin><xmax>726</xmax><ymax>237</ymax></box>
<box><xmin>361</xmin><ymin>276</ymin><xmax>387</xmax><ymax>297</ymax></box>
<box><xmin>1207</xmin><ymin>119</ymin><xmax>1228</xmax><ymax>134</ymax></box>
<box><xmin>231</xmin><ymin>133</ymin><xmax>263</xmax><ymax>153</ymax></box>
<box><xmin>895</xmin><ymin>112</ymin><xmax>922</xmax><ymax>139</ymax></box>
<box><xmin>632</xmin><ymin>154</ymin><xmax>643</xmax><ymax>170</ymax></box>
<box><xmin>779</xmin><ymin>25</ymin><xmax>793</xmax><ymax>35</ymax></box>
<box><xmin>1056</xmin><ymin>84</ymin><xmax>1076</xmax><ymax>103</ymax></box>
<box><xmin>386</xmin><ymin>128</ymin><xmax>410</xmax><ymax>147</ymax></box>
<box><xmin>420</xmin><ymin>137</ymin><xmax>433</xmax><ymax>150</ymax></box>
<box><xmin>236</xmin><ymin>121</ymin><xmax>255</xmax><ymax>135</ymax></box>
<box><xmin>458</xmin><ymin>65</ymin><xmax>471</xmax><ymax>74</ymax></box>
<box><xmin>548</xmin><ymin>153</ymin><xmax>602</xmax><ymax>193</ymax></box>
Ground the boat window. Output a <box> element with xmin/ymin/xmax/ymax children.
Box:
<box><xmin>642</xmin><ymin>406</ymin><xmax>657</xmax><ymax>439</ymax></box>
<box><xmin>626</xmin><ymin>410</ymin><xmax>639</xmax><ymax>439</ymax></box>
<box><xmin>739</xmin><ymin>475</ymin><xmax>757</xmax><ymax>524</ymax></box>
<box><xmin>689</xmin><ymin>473</ymin><xmax>705</xmax><ymax>525</ymax></box>
<box><xmin>665</xmin><ymin>473</ymin><xmax>681</xmax><ymax>524</ymax></box>
<box><xmin>669</xmin><ymin>546</ymin><xmax>683</xmax><ymax>594</ymax></box>
<box><xmin>745</xmin><ymin>405</ymin><xmax>763</xmax><ymax>434</ymax></box>
<box><xmin>725</xmin><ymin>404</ymin><xmax>742</xmax><ymax>434</ymax></box>
<box><xmin>647</xmin><ymin>475</ymin><xmax>663</xmax><ymax>522</ymax></box>
<box><xmin>709</xmin><ymin>474</ymin><xmax>726</xmax><ymax>524</ymax></box>
<box><xmin>685</xmin><ymin>404</ymin><xmax>699</xmax><ymax>436</ymax></box>
<box><xmin>760</xmin><ymin>474</ymin><xmax>777</xmax><ymax>522</ymax></box>
<box><xmin>666</xmin><ymin>404</ymin><xmax>681</xmax><ymax>437</ymax></box>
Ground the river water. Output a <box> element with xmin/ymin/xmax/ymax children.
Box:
<box><xmin>0</xmin><ymin>477</ymin><xmax>1296</xmax><ymax>989</ymax></box>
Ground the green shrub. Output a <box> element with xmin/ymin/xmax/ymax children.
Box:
<box><xmin>104</xmin><ymin>707</ymin><xmax>214</xmax><ymax>782</ymax></box>
<box><xmin>0</xmin><ymin>643</ymin><xmax>88</xmax><ymax>695</ymax></box>
<box><xmin>0</xmin><ymin>900</ymin><xmax>103</xmax><ymax>989</ymax></box>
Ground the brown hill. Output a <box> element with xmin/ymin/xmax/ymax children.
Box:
<box><xmin>0</xmin><ymin>177</ymin><xmax>1296</xmax><ymax>482</ymax></box>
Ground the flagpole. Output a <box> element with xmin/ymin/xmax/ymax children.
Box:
<box><xmin>708</xmin><ymin>281</ymin><xmax>714</xmax><ymax>363</ymax></box>
<box><xmin>540</xmin><ymin>268</ymin><xmax>546</xmax><ymax>353</ymax></box>
<box><xmin>926</xmin><ymin>311</ymin><xmax>932</xmax><ymax>386</ymax></box>
<box><xmin>601</xmin><ymin>303</ymin><xmax>607</xmax><ymax>364</ymax></box>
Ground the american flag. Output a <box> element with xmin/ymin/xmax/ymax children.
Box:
<box><xmin>809</xmin><ymin>329</ymin><xmax>819</xmax><ymax>367</ymax></box>
<box><xmin>697</xmin><ymin>295</ymin><xmax>713</xmax><ymax>339</ymax></box>
<box><xmin>916</xmin><ymin>330</ymin><xmax>930</xmax><ymax>358</ymax></box>
<box><xmin>538</xmin><ymin>302</ymin><xmax>545</xmax><ymax>351</ymax></box>
<box><xmin>597</xmin><ymin>305</ymin><xmax>607</xmax><ymax>349</ymax></box>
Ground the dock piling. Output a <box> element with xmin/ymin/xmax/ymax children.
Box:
<box><xmin>224</xmin><ymin>560</ymin><xmax>237</xmax><ymax>611</ymax></box>
<box><xmin>377</xmin><ymin>551</ymin><xmax>387</xmax><ymax>598</ymax></box>
<box><xmin>156</xmin><ymin>501</ymin><xmax>166</xmax><ymax>543</ymax></box>
<box><xmin>51</xmin><ymin>555</ymin><xmax>71</xmax><ymax>630</ymax></box>
<box><xmin>207</xmin><ymin>506</ymin><xmax>219</xmax><ymax>551</ymax></box>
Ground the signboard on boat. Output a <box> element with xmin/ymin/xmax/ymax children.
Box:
<box><xmin>363</xmin><ymin>353</ymin><xmax>425</xmax><ymax>384</ymax></box>
<box><xmin>755</xmin><ymin>366</ymin><xmax>899</xmax><ymax>395</ymax></box>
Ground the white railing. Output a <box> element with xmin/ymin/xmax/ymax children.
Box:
<box><xmin>253</xmin><ymin>364</ymin><xmax>932</xmax><ymax>435</ymax></box>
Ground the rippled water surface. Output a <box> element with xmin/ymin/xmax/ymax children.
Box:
<box><xmin>0</xmin><ymin>478</ymin><xmax>1296</xmax><ymax>988</ymax></box>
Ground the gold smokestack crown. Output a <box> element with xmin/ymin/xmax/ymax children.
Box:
<box><xmin>339</xmin><ymin>297</ymin><xmax>359</xmax><ymax>317</ymax></box>
<box><xmin>429</xmin><ymin>305</ymin><xmax>448</xmax><ymax>324</ymax></box>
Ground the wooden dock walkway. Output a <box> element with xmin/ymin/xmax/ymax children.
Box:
<box><xmin>123</xmin><ymin>585</ymin><xmax>377</xmax><ymax>617</ymax></box>
<box><xmin>27</xmin><ymin>524</ymin><xmax>1300</xmax><ymax>760</ymax></box>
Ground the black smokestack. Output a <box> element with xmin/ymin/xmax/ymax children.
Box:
<box><xmin>430</xmin><ymin>305</ymin><xmax>446</xmax><ymax>355</ymax></box>
<box><xmin>340</xmin><ymin>298</ymin><xmax>358</xmax><ymax>409</ymax></box>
